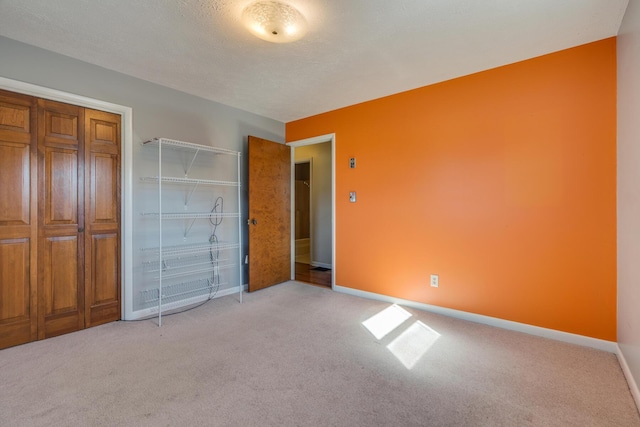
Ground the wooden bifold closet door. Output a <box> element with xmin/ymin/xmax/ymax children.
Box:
<box><xmin>0</xmin><ymin>90</ymin><xmax>121</xmax><ymax>349</ymax></box>
<box><xmin>0</xmin><ymin>91</ymin><xmax>38</xmax><ymax>348</ymax></box>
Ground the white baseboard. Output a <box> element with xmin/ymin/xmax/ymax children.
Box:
<box><xmin>311</xmin><ymin>261</ymin><xmax>332</xmax><ymax>269</ymax></box>
<box><xmin>334</xmin><ymin>285</ymin><xmax>617</xmax><ymax>353</ymax></box>
<box><xmin>617</xmin><ymin>344</ymin><xmax>640</xmax><ymax>410</ymax></box>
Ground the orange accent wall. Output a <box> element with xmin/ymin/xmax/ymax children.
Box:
<box><xmin>286</xmin><ymin>38</ymin><xmax>617</xmax><ymax>341</ymax></box>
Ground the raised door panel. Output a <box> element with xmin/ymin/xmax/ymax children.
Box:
<box><xmin>85</xmin><ymin>108</ymin><xmax>120</xmax><ymax>326</ymax></box>
<box><xmin>45</xmin><ymin>148</ymin><xmax>78</xmax><ymax>224</ymax></box>
<box><xmin>90</xmin><ymin>119</ymin><xmax>119</xmax><ymax>154</ymax></box>
<box><xmin>0</xmin><ymin>239</ymin><xmax>30</xmax><ymax>321</ymax></box>
<box><xmin>43</xmin><ymin>236</ymin><xmax>79</xmax><ymax>316</ymax></box>
<box><xmin>38</xmin><ymin>99</ymin><xmax>84</xmax><ymax>339</ymax></box>
<box><xmin>44</xmin><ymin>110</ymin><xmax>78</xmax><ymax>145</ymax></box>
<box><xmin>91</xmin><ymin>234</ymin><xmax>118</xmax><ymax>304</ymax></box>
<box><xmin>0</xmin><ymin>101</ymin><xmax>29</xmax><ymax>131</ymax></box>
<box><xmin>0</xmin><ymin>239</ymin><xmax>34</xmax><ymax>348</ymax></box>
<box><xmin>0</xmin><ymin>100</ymin><xmax>31</xmax><ymax>144</ymax></box>
<box><xmin>92</xmin><ymin>153</ymin><xmax>118</xmax><ymax>224</ymax></box>
<box><xmin>0</xmin><ymin>90</ymin><xmax>37</xmax><ymax>350</ymax></box>
<box><xmin>0</xmin><ymin>142</ymin><xmax>30</xmax><ymax>225</ymax></box>
<box><xmin>87</xmin><ymin>233</ymin><xmax>119</xmax><ymax>325</ymax></box>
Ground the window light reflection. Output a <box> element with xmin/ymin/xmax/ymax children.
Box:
<box><xmin>387</xmin><ymin>321</ymin><xmax>441</xmax><ymax>369</ymax></box>
<box><xmin>362</xmin><ymin>304</ymin><xmax>412</xmax><ymax>340</ymax></box>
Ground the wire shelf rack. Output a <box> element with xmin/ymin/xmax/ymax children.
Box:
<box><xmin>140</xmin><ymin>212</ymin><xmax>240</xmax><ymax>219</ymax></box>
<box><xmin>137</xmin><ymin>137</ymin><xmax>243</xmax><ymax>325</ymax></box>
<box><xmin>143</xmin><ymin>137</ymin><xmax>240</xmax><ymax>156</ymax></box>
<box><xmin>142</xmin><ymin>255</ymin><xmax>230</xmax><ymax>274</ymax></box>
<box><xmin>140</xmin><ymin>278</ymin><xmax>227</xmax><ymax>307</ymax></box>
<box><xmin>140</xmin><ymin>176</ymin><xmax>239</xmax><ymax>187</ymax></box>
<box><xmin>144</xmin><ymin>261</ymin><xmax>236</xmax><ymax>280</ymax></box>
<box><xmin>141</xmin><ymin>242</ymin><xmax>240</xmax><ymax>257</ymax></box>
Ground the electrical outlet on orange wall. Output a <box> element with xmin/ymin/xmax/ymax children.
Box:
<box><xmin>430</xmin><ymin>274</ymin><xmax>439</xmax><ymax>288</ymax></box>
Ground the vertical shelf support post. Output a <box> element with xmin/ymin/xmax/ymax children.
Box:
<box><xmin>158</xmin><ymin>140</ymin><xmax>163</xmax><ymax>326</ymax></box>
<box><xmin>237</xmin><ymin>153</ymin><xmax>243</xmax><ymax>303</ymax></box>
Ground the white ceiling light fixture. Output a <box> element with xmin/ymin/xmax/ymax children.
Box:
<box><xmin>242</xmin><ymin>0</ymin><xmax>308</xmax><ymax>43</ymax></box>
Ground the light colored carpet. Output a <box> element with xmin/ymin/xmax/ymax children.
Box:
<box><xmin>0</xmin><ymin>281</ymin><xmax>638</xmax><ymax>426</ymax></box>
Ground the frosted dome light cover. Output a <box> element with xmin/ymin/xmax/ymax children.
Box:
<box><xmin>242</xmin><ymin>1</ymin><xmax>308</xmax><ymax>43</ymax></box>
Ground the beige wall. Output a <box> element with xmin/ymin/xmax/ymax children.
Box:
<box><xmin>617</xmin><ymin>0</ymin><xmax>640</xmax><ymax>403</ymax></box>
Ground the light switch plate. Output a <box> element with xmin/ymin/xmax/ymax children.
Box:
<box><xmin>349</xmin><ymin>191</ymin><xmax>356</xmax><ymax>202</ymax></box>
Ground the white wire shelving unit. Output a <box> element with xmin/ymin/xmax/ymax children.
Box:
<box><xmin>140</xmin><ymin>137</ymin><xmax>242</xmax><ymax>326</ymax></box>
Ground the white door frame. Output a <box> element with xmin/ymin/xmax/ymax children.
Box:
<box><xmin>0</xmin><ymin>76</ymin><xmax>134</xmax><ymax>319</ymax></box>
<box><xmin>288</xmin><ymin>133</ymin><xmax>336</xmax><ymax>289</ymax></box>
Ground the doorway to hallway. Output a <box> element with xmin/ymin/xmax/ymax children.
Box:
<box><xmin>290</xmin><ymin>135</ymin><xmax>335</xmax><ymax>288</ymax></box>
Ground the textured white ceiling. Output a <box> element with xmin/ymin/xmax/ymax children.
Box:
<box><xmin>0</xmin><ymin>0</ymin><xmax>629</xmax><ymax>122</ymax></box>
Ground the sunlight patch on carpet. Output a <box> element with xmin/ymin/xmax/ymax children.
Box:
<box><xmin>387</xmin><ymin>321</ymin><xmax>441</xmax><ymax>369</ymax></box>
<box><xmin>362</xmin><ymin>304</ymin><xmax>412</xmax><ymax>340</ymax></box>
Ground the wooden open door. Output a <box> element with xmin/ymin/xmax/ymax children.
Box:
<box><xmin>248</xmin><ymin>136</ymin><xmax>291</xmax><ymax>292</ymax></box>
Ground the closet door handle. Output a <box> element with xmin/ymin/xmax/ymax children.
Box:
<box><xmin>78</xmin><ymin>227</ymin><xmax>84</xmax><ymax>232</ymax></box>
